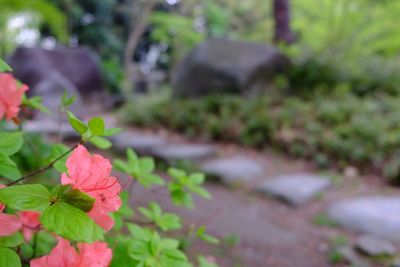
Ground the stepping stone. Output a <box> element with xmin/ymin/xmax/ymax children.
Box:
<box><xmin>328</xmin><ymin>196</ymin><xmax>400</xmax><ymax>242</ymax></box>
<box><xmin>201</xmin><ymin>156</ymin><xmax>264</xmax><ymax>185</ymax></box>
<box><xmin>256</xmin><ymin>174</ymin><xmax>331</xmax><ymax>206</ymax></box>
<box><xmin>112</xmin><ymin>132</ymin><xmax>167</xmax><ymax>155</ymax></box>
<box><xmin>24</xmin><ymin>120</ymin><xmax>77</xmax><ymax>138</ymax></box>
<box><xmin>355</xmin><ymin>234</ymin><xmax>396</xmax><ymax>257</ymax></box>
<box><xmin>150</xmin><ymin>144</ymin><xmax>216</xmax><ymax>162</ymax></box>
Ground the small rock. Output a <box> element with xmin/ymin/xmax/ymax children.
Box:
<box><xmin>355</xmin><ymin>234</ymin><xmax>396</xmax><ymax>257</ymax></box>
<box><xmin>256</xmin><ymin>174</ymin><xmax>331</xmax><ymax>206</ymax></box>
<box><xmin>344</xmin><ymin>166</ymin><xmax>359</xmax><ymax>179</ymax></box>
<box><xmin>328</xmin><ymin>196</ymin><xmax>400</xmax><ymax>241</ymax></box>
<box><xmin>201</xmin><ymin>156</ymin><xmax>264</xmax><ymax>185</ymax></box>
<box><xmin>150</xmin><ymin>144</ymin><xmax>216</xmax><ymax>162</ymax></box>
<box><xmin>112</xmin><ymin>132</ymin><xmax>167</xmax><ymax>155</ymax></box>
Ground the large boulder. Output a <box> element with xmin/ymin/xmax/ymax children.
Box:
<box><xmin>172</xmin><ymin>38</ymin><xmax>290</xmax><ymax>97</ymax></box>
<box><xmin>8</xmin><ymin>46</ymin><xmax>107</xmax><ymax>119</ymax></box>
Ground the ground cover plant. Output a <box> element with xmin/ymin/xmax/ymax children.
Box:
<box><xmin>0</xmin><ymin>60</ymin><xmax>220</xmax><ymax>267</ymax></box>
<box><xmin>121</xmin><ymin>89</ymin><xmax>400</xmax><ymax>182</ymax></box>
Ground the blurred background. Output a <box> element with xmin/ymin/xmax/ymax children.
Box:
<box><xmin>3</xmin><ymin>0</ymin><xmax>400</xmax><ymax>266</ymax></box>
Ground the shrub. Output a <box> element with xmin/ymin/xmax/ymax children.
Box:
<box><xmin>0</xmin><ymin>60</ymin><xmax>220</xmax><ymax>267</ymax></box>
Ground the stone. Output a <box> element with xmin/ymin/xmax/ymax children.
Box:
<box><xmin>256</xmin><ymin>174</ymin><xmax>331</xmax><ymax>206</ymax></box>
<box><xmin>355</xmin><ymin>234</ymin><xmax>396</xmax><ymax>257</ymax></box>
<box><xmin>111</xmin><ymin>132</ymin><xmax>167</xmax><ymax>155</ymax></box>
<box><xmin>172</xmin><ymin>38</ymin><xmax>290</xmax><ymax>97</ymax></box>
<box><xmin>150</xmin><ymin>144</ymin><xmax>216</xmax><ymax>162</ymax></box>
<box><xmin>9</xmin><ymin>45</ymin><xmax>109</xmax><ymax>119</ymax></box>
<box><xmin>328</xmin><ymin>196</ymin><xmax>400</xmax><ymax>242</ymax></box>
<box><xmin>201</xmin><ymin>156</ymin><xmax>264</xmax><ymax>185</ymax></box>
<box><xmin>24</xmin><ymin>120</ymin><xmax>78</xmax><ymax>138</ymax></box>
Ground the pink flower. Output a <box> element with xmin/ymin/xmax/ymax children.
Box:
<box><xmin>30</xmin><ymin>238</ymin><xmax>79</xmax><ymax>267</ymax></box>
<box><xmin>75</xmin><ymin>242</ymin><xmax>112</xmax><ymax>267</ymax></box>
<box><xmin>61</xmin><ymin>145</ymin><xmax>121</xmax><ymax>231</ymax></box>
<box><xmin>30</xmin><ymin>239</ymin><xmax>112</xmax><ymax>267</ymax></box>
<box><xmin>0</xmin><ymin>184</ymin><xmax>22</xmax><ymax>237</ymax></box>
<box><xmin>18</xmin><ymin>211</ymin><xmax>41</xmax><ymax>241</ymax></box>
<box><xmin>0</xmin><ymin>73</ymin><xmax>28</xmax><ymax>121</ymax></box>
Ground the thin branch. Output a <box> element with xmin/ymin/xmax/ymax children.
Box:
<box><xmin>7</xmin><ymin>141</ymin><xmax>83</xmax><ymax>186</ymax></box>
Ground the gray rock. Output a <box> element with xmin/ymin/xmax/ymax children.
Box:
<box><xmin>201</xmin><ymin>156</ymin><xmax>264</xmax><ymax>185</ymax></box>
<box><xmin>355</xmin><ymin>234</ymin><xmax>396</xmax><ymax>257</ymax></box>
<box><xmin>150</xmin><ymin>144</ymin><xmax>216</xmax><ymax>162</ymax></box>
<box><xmin>24</xmin><ymin>120</ymin><xmax>77</xmax><ymax>138</ymax></box>
<box><xmin>328</xmin><ymin>196</ymin><xmax>400</xmax><ymax>241</ymax></box>
<box><xmin>172</xmin><ymin>38</ymin><xmax>290</xmax><ymax>97</ymax></box>
<box><xmin>112</xmin><ymin>132</ymin><xmax>167</xmax><ymax>155</ymax></box>
<box><xmin>257</xmin><ymin>174</ymin><xmax>331</xmax><ymax>206</ymax></box>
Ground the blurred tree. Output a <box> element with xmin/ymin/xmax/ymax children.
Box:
<box><xmin>273</xmin><ymin>0</ymin><xmax>295</xmax><ymax>44</ymax></box>
<box><xmin>0</xmin><ymin>0</ymin><xmax>67</xmax><ymax>57</ymax></box>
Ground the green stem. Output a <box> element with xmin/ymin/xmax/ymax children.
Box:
<box><xmin>7</xmin><ymin>140</ymin><xmax>83</xmax><ymax>186</ymax></box>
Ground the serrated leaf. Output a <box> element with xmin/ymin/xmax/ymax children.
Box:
<box><xmin>40</xmin><ymin>202</ymin><xmax>103</xmax><ymax>243</ymax></box>
<box><xmin>0</xmin><ymin>59</ymin><xmax>12</xmax><ymax>72</ymax></box>
<box><xmin>0</xmin><ymin>132</ymin><xmax>23</xmax><ymax>156</ymax></box>
<box><xmin>0</xmin><ymin>184</ymin><xmax>50</xmax><ymax>211</ymax></box>
<box><xmin>0</xmin><ymin>246</ymin><xmax>21</xmax><ymax>267</ymax></box>
<box><xmin>0</xmin><ymin>232</ymin><xmax>24</xmax><ymax>247</ymax></box>
<box><xmin>88</xmin><ymin>117</ymin><xmax>105</xmax><ymax>136</ymax></box>
<box><xmin>67</xmin><ymin>111</ymin><xmax>88</xmax><ymax>134</ymax></box>
<box><xmin>89</xmin><ymin>136</ymin><xmax>112</xmax><ymax>149</ymax></box>
<box><xmin>0</xmin><ymin>153</ymin><xmax>20</xmax><ymax>180</ymax></box>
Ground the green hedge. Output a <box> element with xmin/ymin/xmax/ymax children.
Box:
<box><xmin>120</xmin><ymin>92</ymin><xmax>400</xmax><ymax>182</ymax></box>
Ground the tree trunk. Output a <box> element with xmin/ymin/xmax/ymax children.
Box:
<box><xmin>122</xmin><ymin>0</ymin><xmax>157</xmax><ymax>98</ymax></box>
<box><xmin>273</xmin><ymin>0</ymin><xmax>296</xmax><ymax>44</ymax></box>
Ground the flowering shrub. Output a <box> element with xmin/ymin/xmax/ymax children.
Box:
<box><xmin>0</xmin><ymin>59</ymin><xmax>219</xmax><ymax>267</ymax></box>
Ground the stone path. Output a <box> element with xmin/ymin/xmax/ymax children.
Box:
<box><xmin>32</xmin><ymin>117</ymin><xmax>400</xmax><ymax>267</ymax></box>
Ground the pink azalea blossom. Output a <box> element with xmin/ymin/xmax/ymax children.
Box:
<box><xmin>30</xmin><ymin>238</ymin><xmax>79</xmax><ymax>267</ymax></box>
<box><xmin>0</xmin><ymin>73</ymin><xmax>28</xmax><ymax>121</ymax></box>
<box><xmin>30</xmin><ymin>239</ymin><xmax>112</xmax><ymax>267</ymax></box>
<box><xmin>0</xmin><ymin>184</ymin><xmax>22</xmax><ymax>237</ymax></box>
<box><xmin>61</xmin><ymin>145</ymin><xmax>121</xmax><ymax>230</ymax></box>
<box><xmin>18</xmin><ymin>211</ymin><xmax>41</xmax><ymax>241</ymax></box>
<box><xmin>75</xmin><ymin>242</ymin><xmax>112</xmax><ymax>267</ymax></box>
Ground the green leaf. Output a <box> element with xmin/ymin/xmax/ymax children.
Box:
<box><xmin>0</xmin><ymin>232</ymin><xmax>24</xmax><ymax>248</ymax></box>
<box><xmin>0</xmin><ymin>246</ymin><xmax>21</xmax><ymax>267</ymax></box>
<box><xmin>157</xmin><ymin>214</ymin><xmax>181</xmax><ymax>231</ymax></box>
<box><xmin>0</xmin><ymin>59</ymin><xmax>12</xmax><ymax>72</ymax></box>
<box><xmin>0</xmin><ymin>153</ymin><xmax>20</xmax><ymax>180</ymax></box>
<box><xmin>0</xmin><ymin>132</ymin><xmax>23</xmax><ymax>156</ymax></box>
<box><xmin>88</xmin><ymin>117</ymin><xmax>105</xmax><ymax>136</ymax></box>
<box><xmin>198</xmin><ymin>255</ymin><xmax>219</xmax><ymax>267</ymax></box>
<box><xmin>67</xmin><ymin>111</ymin><xmax>88</xmax><ymax>135</ymax></box>
<box><xmin>40</xmin><ymin>202</ymin><xmax>103</xmax><ymax>243</ymax></box>
<box><xmin>140</xmin><ymin>158</ymin><xmax>155</xmax><ymax>173</ymax></box>
<box><xmin>126</xmin><ymin>224</ymin><xmax>152</xmax><ymax>241</ymax></box>
<box><xmin>89</xmin><ymin>136</ymin><xmax>112</xmax><ymax>149</ymax></box>
<box><xmin>50</xmin><ymin>144</ymin><xmax>70</xmax><ymax>173</ymax></box>
<box><xmin>189</xmin><ymin>173</ymin><xmax>205</xmax><ymax>185</ymax></box>
<box><xmin>103</xmin><ymin>128</ymin><xmax>122</xmax><ymax>136</ymax></box>
<box><xmin>196</xmin><ymin>226</ymin><xmax>219</xmax><ymax>244</ymax></box>
<box><xmin>22</xmin><ymin>96</ymin><xmax>49</xmax><ymax>114</ymax></box>
<box><xmin>63</xmin><ymin>188</ymin><xmax>95</xmax><ymax>212</ymax></box>
<box><xmin>61</xmin><ymin>91</ymin><xmax>75</xmax><ymax>107</ymax></box>
<box><xmin>0</xmin><ymin>184</ymin><xmax>50</xmax><ymax>211</ymax></box>
<box><xmin>113</xmin><ymin>159</ymin><xmax>131</xmax><ymax>173</ymax></box>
